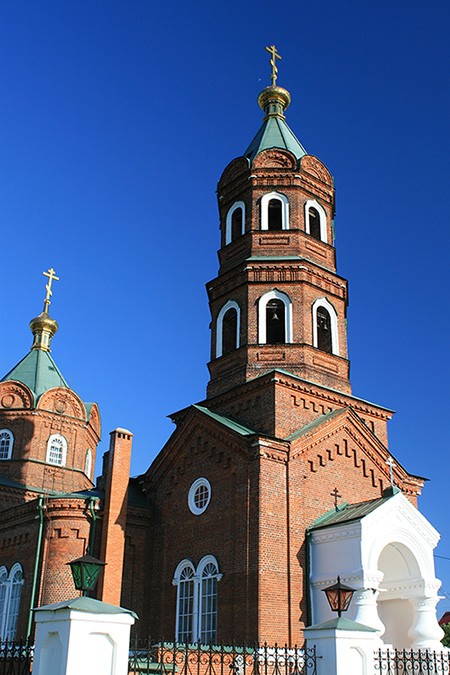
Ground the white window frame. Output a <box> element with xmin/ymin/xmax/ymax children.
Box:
<box><xmin>225</xmin><ymin>201</ymin><xmax>246</xmax><ymax>245</ymax></box>
<box><xmin>46</xmin><ymin>433</ymin><xmax>68</xmax><ymax>466</ymax></box>
<box><xmin>258</xmin><ymin>290</ymin><xmax>293</xmax><ymax>344</ymax></box>
<box><xmin>188</xmin><ymin>478</ymin><xmax>211</xmax><ymax>516</ymax></box>
<box><xmin>85</xmin><ymin>449</ymin><xmax>92</xmax><ymax>479</ymax></box>
<box><xmin>173</xmin><ymin>559</ymin><xmax>196</xmax><ymax>643</ymax></box>
<box><xmin>312</xmin><ymin>297</ymin><xmax>339</xmax><ymax>355</ymax></box>
<box><xmin>0</xmin><ymin>430</ymin><xmax>13</xmax><ymax>460</ymax></box>
<box><xmin>173</xmin><ymin>556</ymin><xmax>221</xmax><ymax>644</ymax></box>
<box><xmin>305</xmin><ymin>199</ymin><xmax>327</xmax><ymax>243</ymax></box>
<box><xmin>0</xmin><ymin>563</ymin><xmax>24</xmax><ymax>640</ymax></box>
<box><xmin>215</xmin><ymin>300</ymin><xmax>241</xmax><ymax>358</ymax></box>
<box><xmin>261</xmin><ymin>192</ymin><xmax>289</xmax><ymax>231</ymax></box>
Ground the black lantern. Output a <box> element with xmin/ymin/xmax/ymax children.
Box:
<box><xmin>67</xmin><ymin>555</ymin><xmax>106</xmax><ymax>596</ymax></box>
<box><xmin>322</xmin><ymin>576</ymin><xmax>355</xmax><ymax>617</ymax></box>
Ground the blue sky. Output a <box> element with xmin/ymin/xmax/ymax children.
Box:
<box><xmin>1</xmin><ymin>1</ymin><xmax>450</xmax><ymax>608</ymax></box>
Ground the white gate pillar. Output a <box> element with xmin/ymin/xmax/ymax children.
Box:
<box><xmin>304</xmin><ymin>617</ymin><xmax>383</xmax><ymax>675</ymax></box>
<box><xmin>33</xmin><ymin>597</ymin><xmax>137</xmax><ymax>675</ymax></box>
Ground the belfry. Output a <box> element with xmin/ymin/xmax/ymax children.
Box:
<box><xmin>135</xmin><ymin>48</ymin><xmax>443</xmax><ymax>648</ymax></box>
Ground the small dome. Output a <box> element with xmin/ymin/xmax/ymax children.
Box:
<box><xmin>258</xmin><ymin>86</ymin><xmax>291</xmax><ymax>117</ymax></box>
<box><xmin>30</xmin><ymin>311</ymin><xmax>58</xmax><ymax>352</ymax></box>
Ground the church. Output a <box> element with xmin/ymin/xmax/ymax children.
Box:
<box><xmin>0</xmin><ymin>51</ymin><xmax>444</xmax><ymax>650</ymax></box>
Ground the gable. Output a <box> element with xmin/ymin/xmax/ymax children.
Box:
<box><xmin>145</xmin><ymin>405</ymin><xmax>258</xmax><ymax>488</ymax></box>
<box><xmin>289</xmin><ymin>407</ymin><xmax>424</xmax><ymax>500</ymax></box>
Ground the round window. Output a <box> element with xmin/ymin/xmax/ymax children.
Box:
<box><xmin>188</xmin><ymin>478</ymin><xmax>211</xmax><ymax>515</ymax></box>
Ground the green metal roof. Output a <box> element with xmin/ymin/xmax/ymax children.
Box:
<box><xmin>34</xmin><ymin>596</ymin><xmax>138</xmax><ymax>618</ymax></box>
<box><xmin>308</xmin><ymin>489</ymin><xmax>400</xmax><ymax>532</ymax></box>
<box><xmin>1</xmin><ymin>349</ymin><xmax>68</xmax><ymax>400</ymax></box>
<box><xmin>193</xmin><ymin>405</ymin><xmax>257</xmax><ymax>436</ymax></box>
<box><xmin>244</xmin><ymin>116</ymin><xmax>307</xmax><ymax>162</ymax></box>
<box><xmin>305</xmin><ymin>617</ymin><xmax>377</xmax><ymax>632</ymax></box>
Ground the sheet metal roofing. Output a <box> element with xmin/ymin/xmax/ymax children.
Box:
<box><xmin>193</xmin><ymin>405</ymin><xmax>256</xmax><ymax>436</ymax></box>
<box><xmin>308</xmin><ymin>489</ymin><xmax>400</xmax><ymax>532</ymax></box>
<box><xmin>1</xmin><ymin>348</ymin><xmax>68</xmax><ymax>400</ymax></box>
<box><xmin>244</xmin><ymin>116</ymin><xmax>307</xmax><ymax>162</ymax></box>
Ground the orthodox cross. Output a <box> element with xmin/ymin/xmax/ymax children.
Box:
<box><xmin>265</xmin><ymin>45</ymin><xmax>282</xmax><ymax>86</ymax></box>
<box><xmin>331</xmin><ymin>487</ymin><xmax>342</xmax><ymax>511</ymax></box>
<box><xmin>386</xmin><ymin>456</ymin><xmax>396</xmax><ymax>488</ymax></box>
<box><xmin>42</xmin><ymin>267</ymin><xmax>60</xmax><ymax>313</ymax></box>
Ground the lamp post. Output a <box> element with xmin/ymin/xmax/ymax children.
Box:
<box><xmin>67</xmin><ymin>555</ymin><xmax>106</xmax><ymax>596</ymax></box>
<box><xmin>322</xmin><ymin>576</ymin><xmax>356</xmax><ymax>617</ymax></box>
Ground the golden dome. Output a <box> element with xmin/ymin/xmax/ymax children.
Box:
<box><xmin>258</xmin><ymin>86</ymin><xmax>291</xmax><ymax>117</ymax></box>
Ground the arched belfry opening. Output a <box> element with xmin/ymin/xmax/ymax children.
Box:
<box><xmin>266</xmin><ymin>299</ymin><xmax>285</xmax><ymax>343</ymax></box>
<box><xmin>268</xmin><ymin>199</ymin><xmax>282</xmax><ymax>231</ymax></box>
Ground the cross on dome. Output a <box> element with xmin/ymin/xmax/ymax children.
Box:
<box><xmin>265</xmin><ymin>45</ymin><xmax>282</xmax><ymax>86</ymax></box>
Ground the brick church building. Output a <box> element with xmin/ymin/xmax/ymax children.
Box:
<box><xmin>0</xmin><ymin>58</ymin><xmax>444</xmax><ymax>648</ymax></box>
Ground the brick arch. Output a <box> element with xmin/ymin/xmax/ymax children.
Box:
<box><xmin>87</xmin><ymin>402</ymin><xmax>101</xmax><ymax>438</ymax></box>
<box><xmin>218</xmin><ymin>156</ymin><xmax>250</xmax><ymax>189</ymax></box>
<box><xmin>37</xmin><ymin>387</ymin><xmax>87</xmax><ymax>421</ymax></box>
<box><xmin>0</xmin><ymin>381</ymin><xmax>34</xmax><ymax>410</ymax></box>
<box><xmin>252</xmin><ymin>148</ymin><xmax>297</xmax><ymax>169</ymax></box>
<box><xmin>300</xmin><ymin>155</ymin><xmax>333</xmax><ymax>187</ymax></box>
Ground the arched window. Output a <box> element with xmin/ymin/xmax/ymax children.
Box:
<box><xmin>85</xmin><ymin>449</ymin><xmax>92</xmax><ymax>479</ymax></box>
<box><xmin>266</xmin><ymin>299</ymin><xmax>285</xmax><ymax>344</ymax></box>
<box><xmin>317</xmin><ymin>307</ymin><xmax>332</xmax><ymax>353</ymax></box>
<box><xmin>305</xmin><ymin>200</ymin><xmax>327</xmax><ymax>243</ymax></box>
<box><xmin>5</xmin><ymin>565</ymin><xmax>23</xmax><ymax>640</ymax></box>
<box><xmin>267</xmin><ymin>199</ymin><xmax>282</xmax><ymax>230</ymax></box>
<box><xmin>258</xmin><ymin>290</ymin><xmax>292</xmax><ymax>345</ymax></box>
<box><xmin>222</xmin><ymin>308</ymin><xmax>238</xmax><ymax>355</ymax></box>
<box><xmin>215</xmin><ymin>301</ymin><xmax>240</xmax><ymax>358</ymax></box>
<box><xmin>312</xmin><ymin>298</ymin><xmax>339</xmax><ymax>356</ymax></box>
<box><xmin>173</xmin><ymin>556</ymin><xmax>221</xmax><ymax>644</ymax></box>
<box><xmin>0</xmin><ymin>430</ymin><xmax>13</xmax><ymax>460</ymax></box>
<box><xmin>0</xmin><ymin>564</ymin><xmax>24</xmax><ymax>640</ymax></box>
<box><xmin>174</xmin><ymin>561</ymin><xmax>195</xmax><ymax>643</ymax></box>
<box><xmin>46</xmin><ymin>434</ymin><xmax>67</xmax><ymax>466</ymax></box>
<box><xmin>225</xmin><ymin>202</ymin><xmax>245</xmax><ymax>245</ymax></box>
<box><xmin>308</xmin><ymin>207</ymin><xmax>321</xmax><ymax>240</ymax></box>
<box><xmin>198</xmin><ymin>556</ymin><xmax>220</xmax><ymax>644</ymax></box>
<box><xmin>261</xmin><ymin>192</ymin><xmax>289</xmax><ymax>231</ymax></box>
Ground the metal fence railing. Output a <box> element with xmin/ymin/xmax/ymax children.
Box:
<box><xmin>128</xmin><ymin>640</ymin><xmax>318</xmax><ymax>675</ymax></box>
<box><xmin>375</xmin><ymin>647</ymin><xmax>450</xmax><ymax>674</ymax></box>
<box><xmin>0</xmin><ymin>640</ymin><xmax>34</xmax><ymax>675</ymax></box>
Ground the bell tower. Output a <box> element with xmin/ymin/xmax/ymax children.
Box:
<box><xmin>207</xmin><ymin>49</ymin><xmax>350</xmax><ymax>400</ymax></box>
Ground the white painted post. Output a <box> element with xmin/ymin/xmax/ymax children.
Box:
<box><xmin>33</xmin><ymin>597</ymin><xmax>137</xmax><ymax>675</ymax></box>
<box><xmin>304</xmin><ymin>617</ymin><xmax>383</xmax><ymax>675</ymax></box>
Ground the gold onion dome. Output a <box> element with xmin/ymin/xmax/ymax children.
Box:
<box><xmin>30</xmin><ymin>312</ymin><xmax>58</xmax><ymax>352</ymax></box>
<box><xmin>258</xmin><ymin>85</ymin><xmax>291</xmax><ymax>119</ymax></box>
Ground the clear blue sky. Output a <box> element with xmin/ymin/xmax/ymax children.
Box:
<box><xmin>1</xmin><ymin>1</ymin><xmax>450</xmax><ymax>608</ymax></box>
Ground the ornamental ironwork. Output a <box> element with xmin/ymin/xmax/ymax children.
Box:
<box><xmin>129</xmin><ymin>639</ymin><xmax>318</xmax><ymax>675</ymax></box>
<box><xmin>375</xmin><ymin>647</ymin><xmax>450</xmax><ymax>674</ymax></box>
<box><xmin>0</xmin><ymin>640</ymin><xmax>34</xmax><ymax>675</ymax></box>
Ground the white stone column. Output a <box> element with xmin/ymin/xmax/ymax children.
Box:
<box><xmin>33</xmin><ymin>597</ymin><xmax>137</xmax><ymax>675</ymax></box>
<box><xmin>408</xmin><ymin>596</ymin><xmax>444</xmax><ymax>650</ymax></box>
<box><xmin>353</xmin><ymin>588</ymin><xmax>386</xmax><ymax>635</ymax></box>
<box><xmin>304</xmin><ymin>617</ymin><xmax>383</xmax><ymax>675</ymax></box>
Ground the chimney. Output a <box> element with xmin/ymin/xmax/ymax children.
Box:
<box><xmin>98</xmin><ymin>428</ymin><xmax>133</xmax><ymax>605</ymax></box>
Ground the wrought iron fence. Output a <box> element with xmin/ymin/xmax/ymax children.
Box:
<box><xmin>128</xmin><ymin>640</ymin><xmax>318</xmax><ymax>675</ymax></box>
<box><xmin>0</xmin><ymin>640</ymin><xmax>33</xmax><ymax>675</ymax></box>
<box><xmin>375</xmin><ymin>647</ymin><xmax>450</xmax><ymax>674</ymax></box>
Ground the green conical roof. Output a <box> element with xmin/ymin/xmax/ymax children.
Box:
<box><xmin>244</xmin><ymin>84</ymin><xmax>307</xmax><ymax>162</ymax></box>
<box><xmin>1</xmin><ymin>348</ymin><xmax>68</xmax><ymax>400</ymax></box>
<box><xmin>245</xmin><ymin>115</ymin><xmax>307</xmax><ymax>162</ymax></box>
